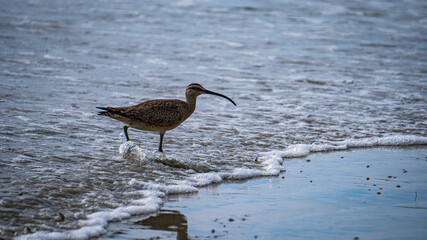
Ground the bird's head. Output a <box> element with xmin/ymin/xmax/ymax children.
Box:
<box><xmin>186</xmin><ymin>83</ymin><xmax>236</xmax><ymax>106</ymax></box>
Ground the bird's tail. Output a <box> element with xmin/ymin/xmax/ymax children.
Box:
<box><xmin>96</xmin><ymin>107</ymin><xmax>109</xmax><ymax>115</ymax></box>
<box><xmin>97</xmin><ymin>107</ymin><xmax>130</xmax><ymax>124</ymax></box>
<box><xmin>96</xmin><ymin>107</ymin><xmax>121</xmax><ymax>117</ymax></box>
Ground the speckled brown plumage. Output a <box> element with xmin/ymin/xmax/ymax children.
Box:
<box><xmin>98</xmin><ymin>99</ymin><xmax>191</xmax><ymax>131</ymax></box>
<box><xmin>97</xmin><ymin>83</ymin><xmax>236</xmax><ymax>152</ymax></box>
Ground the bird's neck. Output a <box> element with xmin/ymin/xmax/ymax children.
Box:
<box><xmin>185</xmin><ymin>95</ymin><xmax>197</xmax><ymax>116</ymax></box>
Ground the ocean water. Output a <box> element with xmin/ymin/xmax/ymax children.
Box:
<box><xmin>0</xmin><ymin>0</ymin><xmax>426</xmax><ymax>239</ymax></box>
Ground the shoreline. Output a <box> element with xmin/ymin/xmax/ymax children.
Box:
<box><xmin>101</xmin><ymin>146</ymin><xmax>427</xmax><ymax>240</ymax></box>
<box><xmin>102</xmin><ymin>146</ymin><xmax>427</xmax><ymax>240</ymax></box>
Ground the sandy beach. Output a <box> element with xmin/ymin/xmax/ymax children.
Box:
<box><xmin>101</xmin><ymin>147</ymin><xmax>427</xmax><ymax>240</ymax></box>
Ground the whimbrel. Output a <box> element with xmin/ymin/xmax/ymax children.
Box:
<box><xmin>97</xmin><ymin>83</ymin><xmax>236</xmax><ymax>152</ymax></box>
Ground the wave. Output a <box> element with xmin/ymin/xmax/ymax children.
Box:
<box><xmin>261</xmin><ymin>135</ymin><xmax>427</xmax><ymax>159</ymax></box>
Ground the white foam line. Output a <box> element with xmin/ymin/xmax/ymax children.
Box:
<box><xmin>259</xmin><ymin>135</ymin><xmax>427</xmax><ymax>160</ymax></box>
<box><xmin>15</xmin><ymin>190</ymin><xmax>163</xmax><ymax>240</ymax></box>
<box><xmin>132</xmin><ymin>180</ymin><xmax>200</xmax><ymax>194</ymax></box>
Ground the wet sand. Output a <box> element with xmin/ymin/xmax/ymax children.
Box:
<box><xmin>103</xmin><ymin>147</ymin><xmax>427</xmax><ymax>240</ymax></box>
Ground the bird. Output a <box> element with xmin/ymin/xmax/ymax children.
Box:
<box><xmin>97</xmin><ymin>83</ymin><xmax>236</xmax><ymax>153</ymax></box>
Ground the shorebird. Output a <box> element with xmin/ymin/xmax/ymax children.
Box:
<box><xmin>97</xmin><ymin>83</ymin><xmax>236</xmax><ymax>152</ymax></box>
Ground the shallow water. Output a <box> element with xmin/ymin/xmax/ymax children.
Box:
<box><xmin>0</xmin><ymin>0</ymin><xmax>426</xmax><ymax>239</ymax></box>
<box><xmin>105</xmin><ymin>148</ymin><xmax>427</xmax><ymax>240</ymax></box>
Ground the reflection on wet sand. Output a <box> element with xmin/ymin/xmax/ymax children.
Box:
<box><xmin>136</xmin><ymin>210</ymin><xmax>188</xmax><ymax>240</ymax></box>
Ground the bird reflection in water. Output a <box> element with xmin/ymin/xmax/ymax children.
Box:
<box><xmin>136</xmin><ymin>210</ymin><xmax>188</xmax><ymax>240</ymax></box>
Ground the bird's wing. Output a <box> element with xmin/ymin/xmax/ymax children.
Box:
<box><xmin>124</xmin><ymin>100</ymin><xmax>186</xmax><ymax>127</ymax></box>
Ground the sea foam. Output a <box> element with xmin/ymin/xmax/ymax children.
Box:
<box><xmin>259</xmin><ymin>135</ymin><xmax>427</xmax><ymax>161</ymax></box>
<box><xmin>15</xmin><ymin>190</ymin><xmax>164</xmax><ymax>240</ymax></box>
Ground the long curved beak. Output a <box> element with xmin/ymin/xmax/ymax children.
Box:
<box><xmin>204</xmin><ymin>90</ymin><xmax>237</xmax><ymax>106</ymax></box>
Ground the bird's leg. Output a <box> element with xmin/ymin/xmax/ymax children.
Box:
<box><xmin>123</xmin><ymin>125</ymin><xmax>130</xmax><ymax>141</ymax></box>
<box><xmin>158</xmin><ymin>132</ymin><xmax>165</xmax><ymax>153</ymax></box>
